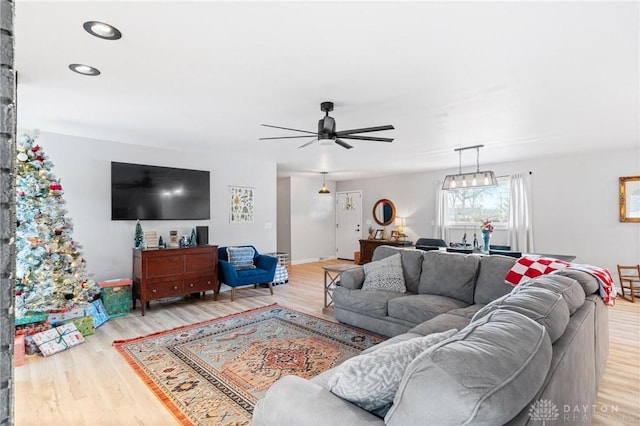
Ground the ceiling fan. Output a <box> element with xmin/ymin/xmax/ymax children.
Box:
<box><xmin>259</xmin><ymin>102</ymin><xmax>394</xmax><ymax>149</ymax></box>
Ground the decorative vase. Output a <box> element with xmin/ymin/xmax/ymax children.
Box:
<box><xmin>482</xmin><ymin>231</ymin><xmax>491</xmax><ymax>253</ymax></box>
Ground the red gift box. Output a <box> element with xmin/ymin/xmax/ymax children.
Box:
<box><xmin>14</xmin><ymin>335</ymin><xmax>25</xmax><ymax>366</ymax></box>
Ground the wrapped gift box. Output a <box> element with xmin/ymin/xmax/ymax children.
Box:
<box><xmin>24</xmin><ymin>335</ymin><xmax>40</xmax><ymax>355</ymax></box>
<box><xmin>15</xmin><ymin>319</ymin><xmax>51</xmax><ymax>336</ymax></box>
<box><xmin>64</xmin><ymin>315</ymin><xmax>94</xmax><ymax>337</ymax></box>
<box><xmin>15</xmin><ymin>311</ymin><xmax>48</xmax><ymax>326</ymax></box>
<box><xmin>14</xmin><ymin>335</ymin><xmax>25</xmax><ymax>366</ymax></box>
<box><xmin>47</xmin><ymin>306</ymin><xmax>87</xmax><ymax>326</ymax></box>
<box><xmin>32</xmin><ymin>323</ymin><xmax>85</xmax><ymax>357</ymax></box>
<box><xmin>99</xmin><ymin>278</ymin><xmax>132</xmax><ymax>318</ymax></box>
<box><xmin>86</xmin><ymin>299</ymin><xmax>110</xmax><ymax>327</ymax></box>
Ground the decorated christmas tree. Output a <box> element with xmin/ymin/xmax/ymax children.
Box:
<box><xmin>15</xmin><ymin>132</ymin><xmax>100</xmax><ymax>319</ymax></box>
<box><xmin>134</xmin><ymin>219</ymin><xmax>144</xmax><ymax>248</ymax></box>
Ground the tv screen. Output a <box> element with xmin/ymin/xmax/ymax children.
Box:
<box><xmin>111</xmin><ymin>162</ymin><xmax>210</xmax><ymax>220</ymax></box>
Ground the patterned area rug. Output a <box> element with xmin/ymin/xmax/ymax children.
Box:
<box><xmin>113</xmin><ymin>304</ymin><xmax>385</xmax><ymax>426</ymax></box>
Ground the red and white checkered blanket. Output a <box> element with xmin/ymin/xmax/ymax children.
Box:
<box><xmin>504</xmin><ymin>256</ymin><xmax>616</xmax><ymax>306</ymax></box>
<box><xmin>563</xmin><ymin>264</ymin><xmax>617</xmax><ymax>306</ymax></box>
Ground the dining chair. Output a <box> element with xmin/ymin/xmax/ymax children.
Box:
<box><xmin>617</xmin><ymin>264</ymin><xmax>640</xmax><ymax>302</ymax></box>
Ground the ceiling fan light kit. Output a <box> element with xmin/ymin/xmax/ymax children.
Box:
<box><xmin>442</xmin><ymin>144</ymin><xmax>498</xmax><ymax>190</ymax></box>
<box><xmin>260</xmin><ymin>101</ymin><xmax>395</xmax><ymax>150</ymax></box>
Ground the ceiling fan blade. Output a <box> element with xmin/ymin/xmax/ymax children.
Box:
<box><xmin>259</xmin><ymin>135</ymin><xmax>320</xmax><ymax>140</ymax></box>
<box><xmin>261</xmin><ymin>124</ymin><xmax>317</xmax><ymax>135</ymax></box>
<box><xmin>298</xmin><ymin>138</ymin><xmax>319</xmax><ymax>148</ymax></box>
<box><xmin>335</xmin><ymin>125</ymin><xmax>395</xmax><ymax>136</ymax></box>
<box><xmin>339</xmin><ymin>135</ymin><xmax>394</xmax><ymax>142</ymax></box>
<box><xmin>335</xmin><ymin>139</ymin><xmax>353</xmax><ymax>149</ymax></box>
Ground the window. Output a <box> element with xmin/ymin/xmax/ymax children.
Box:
<box><xmin>446</xmin><ymin>177</ymin><xmax>510</xmax><ymax>226</ymax></box>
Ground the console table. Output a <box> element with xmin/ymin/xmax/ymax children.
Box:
<box><xmin>132</xmin><ymin>245</ymin><xmax>218</xmax><ymax>315</ymax></box>
<box><xmin>358</xmin><ymin>239</ymin><xmax>414</xmax><ymax>265</ymax></box>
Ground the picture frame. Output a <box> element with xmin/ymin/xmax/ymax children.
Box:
<box><xmin>620</xmin><ymin>176</ymin><xmax>640</xmax><ymax>222</ymax></box>
<box><xmin>390</xmin><ymin>230</ymin><xmax>399</xmax><ymax>241</ymax></box>
<box><xmin>374</xmin><ymin>229</ymin><xmax>384</xmax><ymax>240</ymax></box>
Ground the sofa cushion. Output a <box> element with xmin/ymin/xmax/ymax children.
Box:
<box><xmin>362</xmin><ymin>253</ymin><xmax>406</xmax><ymax>293</ymax></box>
<box><xmin>385</xmin><ymin>310</ymin><xmax>552</xmax><ymax>426</ymax></box>
<box><xmin>475</xmin><ymin>255</ymin><xmax>517</xmax><ymax>304</ymax></box>
<box><xmin>333</xmin><ymin>287</ymin><xmax>409</xmax><ymax>317</ymax></box>
<box><xmin>226</xmin><ymin>246</ymin><xmax>256</xmax><ymax>270</ymax></box>
<box><xmin>515</xmin><ymin>274</ymin><xmax>585</xmax><ymax>314</ymax></box>
<box><xmin>551</xmin><ymin>268</ymin><xmax>599</xmax><ymax>295</ymax></box>
<box><xmin>372</xmin><ymin>247</ymin><xmax>424</xmax><ymax>293</ymax></box>
<box><xmin>388</xmin><ymin>294</ymin><xmax>469</xmax><ymax>324</ymax></box>
<box><xmin>408</xmin><ymin>313</ymin><xmax>471</xmax><ymax>336</ymax></box>
<box><xmin>472</xmin><ymin>286</ymin><xmax>570</xmax><ymax>342</ymax></box>
<box><xmin>447</xmin><ymin>304</ymin><xmax>486</xmax><ymax>319</ymax></box>
<box><xmin>338</xmin><ymin>268</ymin><xmax>365</xmax><ymax>290</ymax></box>
<box><xmin>327</xmin><ymin>329</ymin><xmax>458</xmax><ymax>415</ymax></box>
<box><xmin>418</xmin><ymin>251</ymin><xmax>480</xmax><ymax>304</ymax></box>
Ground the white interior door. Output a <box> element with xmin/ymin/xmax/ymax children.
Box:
<box><xmin>336</xmin><ymin>191</ymin><xmax>362</xmax><ymax>260</ymax></box>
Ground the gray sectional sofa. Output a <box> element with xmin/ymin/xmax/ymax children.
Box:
<box><xmin>252</xmin><ymin>246</ymin><xmax>609</xmax><ymax>426</ymax></box>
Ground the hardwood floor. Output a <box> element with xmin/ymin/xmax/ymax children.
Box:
<box><xmin>14</xmin><ymin>259</ymin><xmax>640</xmax><ymax>425</ymax></box>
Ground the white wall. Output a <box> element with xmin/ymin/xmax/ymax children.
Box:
<box><xmin>337</xmin><ymin>147</ymin><xmax>640</xmax><ymax>281</ymax></box>
<box><xmin>31</xmin><ymin>131</ymin><xmax>277</xmax><ymax>281</ymax></box>
<box><xmin>276</xmin><ymin>177</ymin><xmax>291</xmax><ymax>255</ymax></box>
<box><xmin>288</xmin><ymin>176</ymin><xmax>336</xmax><ymax>264</ymax></box>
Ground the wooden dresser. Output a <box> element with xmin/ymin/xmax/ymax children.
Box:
<box><xmin>132</xmin><ymin>245</ymin><xmax>218</xmax><ymax>315</ymax></box>
<box><xmin>358</xmin><ymin>239</ymin><xmax>414</xmax><ymax>265</ymax></box>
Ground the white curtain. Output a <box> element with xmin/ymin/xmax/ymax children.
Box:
<box><xmin>508</xmin><ymin>173</ymin><xmax>534</xmax><ymax>252</ymax></box>
<box><xmin>435</xmin><ymin>182</ymin><xmax>449</xmax><ymax>243</ymax></box>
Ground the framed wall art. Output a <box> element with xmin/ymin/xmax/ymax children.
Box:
<box><xmin>230</xmin><ymin>186</ymin><xmax>254</xmax><ymax>223</ymax></box>
<box><xmin>619</xmin><ymin>176</ymin><xmax>640</xmax><ymax>222</ymax></box>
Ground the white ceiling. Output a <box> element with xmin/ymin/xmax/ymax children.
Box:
<box><xmin>14</xmin><ymin>1</ymin><xmax>639</xmax><ymax>181</ymax></box>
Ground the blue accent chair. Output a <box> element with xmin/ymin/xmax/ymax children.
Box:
<box><xmin>217</xmin><ymin>246</ymin><xmax>278</xmax><ymax>301</ymax></box>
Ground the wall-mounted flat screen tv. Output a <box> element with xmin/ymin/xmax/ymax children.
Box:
<box><xmin>111</xmin><ymin>162</ymin><xmax>210</xmax><ymax>220</ymax></box>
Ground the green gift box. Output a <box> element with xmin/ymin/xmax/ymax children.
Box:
<box><xmin>64</xmin><ymin>315</ymin><xmax>95</xmax><ymax>337</ymax></box>
<box><xmin>15</xmin><ymin>311</ymin><xmax>48</xmax><ymax>326</ymax></box>
<box><xmin>99</xmin><ymin>279</ymin><xmax>132</xmax><ymax>318</ymax></box>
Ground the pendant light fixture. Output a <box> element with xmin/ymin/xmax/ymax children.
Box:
<box><xmin>319</xmin><ymin>172</ymin><xmax>331</xmax><ymax>194</ymax></box>
<box><xmin>442</xmin><ymin>144</ymin><xmax>497</xmax><ymax>190</ymax></box>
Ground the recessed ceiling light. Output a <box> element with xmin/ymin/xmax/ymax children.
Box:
<box><xmin>83</xmin><ymin>21</ymin><xmax>122</xmax><ymax>40</ymax></box>
<box><xmin>68</xmin><ymin>64</ymin><xmax>101</xmax><ymax>76</ymax></box>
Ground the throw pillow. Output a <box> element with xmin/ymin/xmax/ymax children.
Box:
<box><xmin>362</xmin><ymin>253</ymin><xmax>406</xmax><ymax>293</ymax></box>
<box><xmin>504</xmin><ymin>256</ymin><xmax>571</xmax><ymax>286</ymax></box>
<box><xmin>327</xmin><ymin>329</ymin><xmax>458</xmax><ymax>415</ymax></box>
<box><xmin>226</xmin><ymin>246</ymin><xmax>256</xmax><ymax>270</ymax></box>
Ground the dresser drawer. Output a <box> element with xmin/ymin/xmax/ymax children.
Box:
<box><xmin>184</xmin><ymin>276</ymin><xmax>217</xmax><ymax>293</ymax></box>
<box><xmin>146</xmin><ymin>280</ymin><xmax>183</xmax><ymax>299</ymax></box>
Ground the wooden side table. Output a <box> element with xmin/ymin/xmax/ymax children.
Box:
<box><xmin>322</xmin><ymin>264</ymin><xmax>360</xmax><ymax>314</ymax></box>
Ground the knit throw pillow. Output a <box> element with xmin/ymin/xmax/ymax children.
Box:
<box><xmin>226</xmin><ymin>246</ymin><xmax>256</xmax><ymax>270</ymax></box>
<box><xmin>328</xmin><ymin>329</ymin><xmax>459</xmax><ymax>415</ymax></box>
<box><xmin>362</xmin><ymin>253</ymin><xmax>406</xmax><ymax>293</ymax></box>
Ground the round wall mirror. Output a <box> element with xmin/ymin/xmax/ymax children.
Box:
<box><xmin>373</xmin><ymin>199</ymin><xmax>396</xmax><ymax>226</ymax></box>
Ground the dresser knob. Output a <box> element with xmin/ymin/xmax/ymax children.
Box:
<box><xmin>173</xmin><ymin>286</ymin><xmax>178</xmax><ymax>290</ymax></box>
<box><xmin>152</xmin><ymin>289</ymin><xmax>156</xmax><ymax>293</ymax></box>
<box><xmin>207</xmin><ymin>281</ymin><xmax>211</xmax><ymax>284</ymax></box>
<box><xmin>189</xmin><ymin>283</ymin><xmax>194</xmax><ymax>287</ymax></box>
